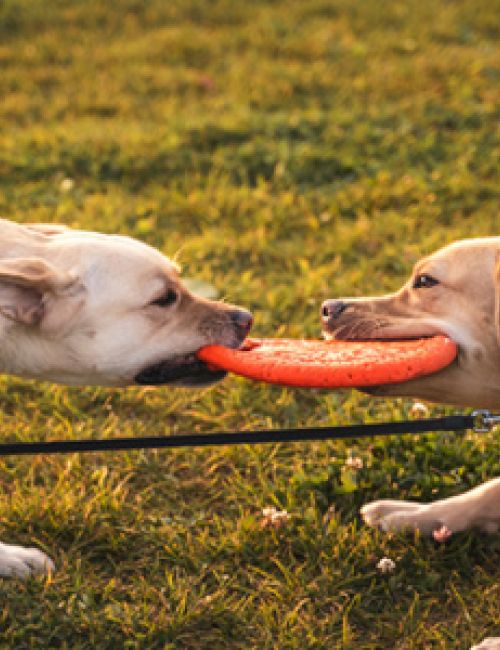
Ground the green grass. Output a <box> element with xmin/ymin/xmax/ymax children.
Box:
<box><xmin>0</xmin><ymin>0</ymin><xmax>499</xmax><ymax>647</ymax></box>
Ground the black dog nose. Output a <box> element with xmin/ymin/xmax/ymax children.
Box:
<box><xmin>321</xmin><ymin>300</ymin><xmax>348</xmax><ymax>323</ymax></box>
<box><xmin>229</xmin><ymin>309</ymin><xmax>253</xmax><ymax>335</ymax></box>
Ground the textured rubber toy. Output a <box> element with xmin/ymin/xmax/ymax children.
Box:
<box><xmin>196</xmin><ymin>336</ymin><xmax>457</xmax><ymax>388</ymax></box>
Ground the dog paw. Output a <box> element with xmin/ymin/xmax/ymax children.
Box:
<box><xmin>0</xmin><ymin>542</ymin><xmax>55</xmax><ymax>579</ymax></box>
<box><xmin>360</xmin><ymin>499</ymin><xmax>440</xmax><ymax>535</ymax></box>
<box><xmin>361</xmin><ymin>499</ymin><xmax>424</xmax><ymax>528</ymax></box>
<box><xmin>471</xmin><ymin>638</ymin><xmax>500</xmax><ymax>650</ymax></box>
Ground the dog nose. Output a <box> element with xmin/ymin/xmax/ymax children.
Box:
<box><xmin>230</xmin><ymin>309</ymin><xmax>253</xmax><ymax>335</ymax></box>
<box><xmin>321</xmin><ymin>299</ymin><xmax>348</xmax><ymax>324</ymax></box>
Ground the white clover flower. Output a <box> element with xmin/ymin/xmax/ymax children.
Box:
<box><xmin>433</xmin><ymin>524</ymin><xmax>452</xmax><ymax>543</ymax></box>
<box><xmin>345</xmin><ymin>455</ymin><xmax>363</xmax><ymax>470</ymax></box>
<box><xmin>376</xmin><ymin>557</ymin><xmax>396</xmax><ymax>574</ymax></box>
<box><xmin>410</xmin><ymin>402</ymin><xmax>429</xmax><ymax>419</ymax></box>
<box><xmin>260</xmin><ymin>506</ymin><xmax>291</xmax><ymax>529</ymax></box>
<box><xmin>60</xmin><ymin>177</ymin><xmax>74</xmax><ymax>192</ymax></box>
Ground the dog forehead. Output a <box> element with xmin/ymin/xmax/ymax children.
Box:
<box><xmin>438</xmin><ymin>238</ymin><xmax>500</xmax><ymax>259</ymax></box>
<box><xmin>421</xmin><ymin>239</ymin><xmax>500</xmax><ymax>280</ymax></box>
<box><xmin>53</xmin><ymin>231</ymin><xmax>179</xmax><ymax>278</ymax></box>
<box><xmin>98</xmin><ymin>237</ymin><xmax>177</xmax><ymax>274</ymax></box>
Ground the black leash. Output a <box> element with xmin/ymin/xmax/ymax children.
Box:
<box><xmin>0</xmin><ymin>411</ymin><xmax>496</xmax><ymax>457</ymax></box>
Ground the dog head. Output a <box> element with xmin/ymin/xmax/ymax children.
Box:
<box><xmin>0</xmin><ymin>220</ymin><xmax>252</xmax><ymax>387</ymax></box>
<box><xmin>321</xmin><ymin>238</ymin><xmax>500</xmax><ymax>408</ymax></box>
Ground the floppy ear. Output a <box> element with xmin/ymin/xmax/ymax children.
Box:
<box><xmin>0</xmin><ymin>258</ymin><xmax>77</xmax><ymax>326</ymax></box>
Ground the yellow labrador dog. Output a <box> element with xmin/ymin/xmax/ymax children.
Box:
<box><xmin>322</xmin><ymin>238</ymin><xmax>500</xmax><ymax>650</ymax></box>
<box><xmin>0</xmin><ymin>217</ymin><xmax>252</xmax><ymax>578</ymax></box>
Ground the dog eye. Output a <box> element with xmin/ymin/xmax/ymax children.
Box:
<box><xmin>151</xmin><ymin>289</ymin><xmax>178</xmax><ymax>307</ymax></box>
<box><xmin>412</xmin><ymin>274</ymin><xmax>439</xmax><ymax>289</ymax></box>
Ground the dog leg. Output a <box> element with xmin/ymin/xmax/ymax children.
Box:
<box><xmin>0</xmin><ymin>541</ymin><xmax>54</xmax><ymax>579</ymax></box>
<box><xmin>361</xmin><ymin>477</ymin><xmax>500</xmax><ymax>536</ymax></box>
<box><xmin>471</xmin><ymin>639</ymin><xmax>500</xmax><ymax>650</ymax></box>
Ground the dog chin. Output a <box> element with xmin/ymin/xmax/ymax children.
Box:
<box><xmin>172</xmin><ymin>371</ymin><xmax>228</xmax><ymax>388</ymax></box>
<box><xmin>134</xmin><ymin>354</ymin><xmax>227</xmax><ymax>387</ymax></box>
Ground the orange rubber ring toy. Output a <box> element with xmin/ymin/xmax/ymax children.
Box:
<box><xmin>196</xmin><ymin>336</ymin><xmax>457</xmax><ymax>388</ymax></box>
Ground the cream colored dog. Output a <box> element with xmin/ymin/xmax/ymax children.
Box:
<box><xmin>0</xmin><ymin>218</ymin><xmax>252</xmax><ymax>578</ymax></box>
<box><xmin>322</xmin><ymin>238</ymin><xmax>500</xmax><ymax>650</ymax></box>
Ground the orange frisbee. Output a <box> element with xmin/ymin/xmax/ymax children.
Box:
<box><xmin>196</xmin><ymin>336</ymin><xmax>457</xmax><ymax>388</ymax></box>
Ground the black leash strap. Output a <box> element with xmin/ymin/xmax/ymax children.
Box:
<box><xmin>0</xmin><ymin>413</ymin><xmax>490</xmax><ymax>457</ymax></box>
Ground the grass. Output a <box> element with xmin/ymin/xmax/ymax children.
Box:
<box><xmin>0</xmin><ymin>0</ymin><xmax>499</xmax><ymax>646</ymax></box>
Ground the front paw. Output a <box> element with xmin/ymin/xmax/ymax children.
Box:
<box><xmin>471</xmin><ymin>638</ymin><xmax>500</xmax><ymax>650</ymax></box>
<box><xmin>0</xmin><ymin>542</ymin><xmax>55</xmax><ymax>579</ymax></box>
<box><xmin>361</xmin><ymin>499</ymin><xmax>424</xmax><ymax>528</ymax></box>
<box><xmin>361</xmin><ymin>499</ymin><xmax>440</xmax><ymax>536</ymax></box>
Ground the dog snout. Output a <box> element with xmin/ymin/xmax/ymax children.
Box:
<box><xmin>229</xmin><ymin>308</ymin><xmax>253</xmax><ymax>337</ymax></box>
<box><xmin>321</xmin><ymin>299</ymin><xmax>348</xmax><ymax>327</ymax></box>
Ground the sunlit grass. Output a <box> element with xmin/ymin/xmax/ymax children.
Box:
<box><xmin>0</xmin><ymin>0</ymin><xmax>499</xmax><ymax>647</ymax></box>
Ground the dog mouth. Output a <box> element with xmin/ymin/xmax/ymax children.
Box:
<box><xmin>322</xmin><ymin>319</ymin><xmax>446</xmax><ymax>343</ymax></box>
<box><xmin>323</xmin><ymin>330</ymin><xmax>439</xmax><ymax>342</ymax></box>
<box><xmin>134</xmin><ymin>353</ymin><xmax>227</xmax><ymax>387</ymax></box>
<box><xmin>322</xmin><ymin>320</ymin><xmax>459</xmax><ymax>393</ymax></box>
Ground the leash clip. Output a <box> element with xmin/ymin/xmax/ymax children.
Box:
<box><xmin>472</xmin><ymin>410</ymin><xmax>500</xmax><ymax>433</ymax></box>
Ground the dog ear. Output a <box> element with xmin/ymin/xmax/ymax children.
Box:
<box><xmin>0</xmin><ymin>258</ymin><xmax>77</xmax><ymax>326</ymax></box>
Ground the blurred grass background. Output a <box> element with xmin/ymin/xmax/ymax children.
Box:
<box><xmin>0</xmin><ymin>0</ymin><xmax>499</xmax><ymax>647</ymax></box>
